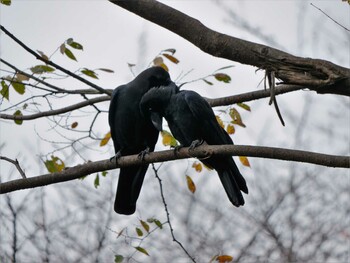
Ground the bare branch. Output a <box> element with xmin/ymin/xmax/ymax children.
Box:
<box><xmin>0</xmin><ymin>156</ymin><xmax>26</xmax><ymax>178</ymax></box>
<box><xmin>0</xmin><ymin>96</ymin><xmax>110</xmax><ymax>121</ymax></box>
<box><xmin>310</xmin><ymin>3</ymin><xmax>350</xmax><ymax>32</ymax></box>
<box><xmin>0</xmin><ymin>144</ymin><xmax>348</xmax><ymax>194</ymax></box>
<box><xmin>152</xmin><ymin>164</ymin><xmax>196</xmax><ymax>262</ymax></box>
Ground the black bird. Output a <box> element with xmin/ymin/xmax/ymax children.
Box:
<box><xmin>140</xmin><ymin>84</ymin><xmax>248</xmax><ymax>207</ymax></box>
<box><xmin>109</xmin><ymin>67</ymin><xmax>174</xmax><ymax>215</ymax></box>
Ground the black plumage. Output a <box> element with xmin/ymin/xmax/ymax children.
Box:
<box><xmin>140</xmin><ymin>84</ymin><xmax>248</xmax><ymax>207</ymax></box>
<box><xmin>108</xmin><ymin>67</ymin><xmax>174</xmax><ymax>215</ymax></box>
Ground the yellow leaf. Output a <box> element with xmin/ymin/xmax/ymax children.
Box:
<box><xmin>226</xmin><ymin>124</ymin><xmax>235</xmax><ymax>134</ymax></box>
<box><xmin>161</xmin><ymin>130</ymin><xmax>178</xmax><ymax>147</ymax></box>
<box><xmin>162</xmin><ymin>53</ymin><xmax>179</xmax><ymax>64</ymax></box>
<box><xmin>229</xmin><ymin>108</ymin><xmax>246</xmax><ymax>128</ymax></box>
<box><xmin>216</xmin><ymin>115</ymin><xmax>225</xmax><ymax>129</ymax></box>
<box><xmin>186</xmin><ymin>175</ymin><xmax>196</xmax><ymax>193</ymax></box>
<box><xmin>192</xmin><ymin>162</ymin><xmax>202</xmax><ymax>172</ymax></box>
<box><xmin>239</xmin><ymin>156</ymin><xmax>251</xmax><ymax>167</ymax></box>
<box><xmin>100</xmin><ymin>131</ymin><xmax>111</xmax><ymax>146</ymax></box>
<box><xmin>216</xmin><ymin>255</ymin><xmax>233</xmax><ymax>263</ymax></box>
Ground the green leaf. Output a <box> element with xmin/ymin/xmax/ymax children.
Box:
<box><xmin>214</xmin><ymin>73</ymin><xmax>231</xmax><ymax>83</ymax></box>
<box><xmin>135</xmin><ymin>227</ymin><xmax>143</xmax><ymax>237</ymax></box>
<box><xmin>81</xmin><ymin>68</ymin><xmax>98</xmax><ymax>79</ymax></box>
<box><xmin>64</xmin><ymin>48</ymin><xmax>77</xmax><ymax>61</ymax></box>
<box><xmin>44</xmin><ymin>155</ymin><xmax>65</xmax><ymax>173</ymax></box>
<box><xmin>135</xmin><ymin>246</ymin><xmax>149</xmax><ymax>256</ymax></box>
<box><xmin>97</xmin><ymin>68</ymin><xmax>114</xmax><ymax>73</ymax></box>
<box><xmin>102</xmin><ymin>171</ymin><xmax>108</xmax><ymax>177</ymax></box>
<box><xmin>12</xmin><ymin>82</ymin><xmax>25</xmax><ymax>95</ymax></box>
<box><xmin>140</xmin><ymin>220</ymin><xmax>150</xmax><ymax>233</ymax></box>
<box><xmin>1</xmin><ymin>0</ymin><xmax>11</xmax><ymax>6</ymax></box>
<box><xmin>68</xmin><ymin>41</ymin><xmax>83</xmax><ymax>50</ymax></box>
<box><xmin>14</xmin><ymin>110</ymin><xmax>23</xmax><ymax>125</ymax></box>
<box><xmin>1</xmin><ymin>80</ymin><xmax>9</xmax><ymax>100</ymax></box>
<box><xmin>154</xmin><ymin>219</ymin><xmax>163</xmax><ymax>229</ymax></box>
<box><xmin>30</xmin><ymin>65</ymin><xmax>55</xmax><ymax>74</ymax></box>
<box><xmin>94</xmin><ymin>174</ymin><xmax>100</xmax><ymax>188</ymax></box>
<box><xmin>203</xmin><ymin>79</ymin><xmax>213</xmax><ymax>85</ymax></box>
<box><xmin>114</xmin><ymin>255</ymin><xmax>124</xmax><ymax>263</ymax></box>
<box><xmin>237</xmin><ymin>103</ymin><xmax>251</xmax><ymax>112</ymax></box>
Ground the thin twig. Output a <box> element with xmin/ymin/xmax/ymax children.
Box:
<box><xmin>310</xmin><ymin>3</ymin><xmax>350</xmax><ymax>32</ymax></box>
<box><xmin>0</xmin><ymin>156</ymin><xmax>26</xmax><ymax>178</ymax></box>
<box><xmin>151</xmin><ymin>164</ymin><xmax>196</xmax><ymax>263</ymax></box>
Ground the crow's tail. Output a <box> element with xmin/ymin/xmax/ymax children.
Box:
<box><xmin>114</xmin><ymin>165</ymin><xmax>149</xmax><ymax>215</ymax></box>
<box><xmin>218</xmin><ymin>159</ymin><xmax>248</xmax><ymax>207</ymax></box>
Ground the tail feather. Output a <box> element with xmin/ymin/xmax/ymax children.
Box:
<box><xmin>228</xmin><ymin>159</ymin><xmax>248</xmax><ymax>194</ymax></box>
<box><xmin>219</xmin><ymin>170</ymin><xmax>245</xmax><ymax>207</ymax></box>
<box><xmin>114</xmin><ymin>165</ymin><xmax>149</xmax><ymax>215</ymax></box>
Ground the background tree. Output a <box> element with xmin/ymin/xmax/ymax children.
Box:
<box><xmin>1</xmin><ymin>0</ymin><xmax>349</xmax><ymax>262</ymax></box>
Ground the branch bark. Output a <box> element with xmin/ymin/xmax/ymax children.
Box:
<box><xmin>109</xmin><ymin>0</ymin><xmax>350</xmax><ymax>96</ymax></box>
<box><xmin>1</xmin><ymin>144</ymin><xmax>348</xmax><ymax>194</ymax></box>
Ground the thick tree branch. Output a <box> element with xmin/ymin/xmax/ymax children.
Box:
<box><xmin>0</xmin><ymin>96</ymin><xmax>110</xmax><ymax>121</ymax></box>
<box><xmin>109</xmin><ymin>0</ymin><xmax>350</xmax><ymax>96</ymax></box>
<box><xmin>1</xmin><ymin>144</ymin><xmax>348</xmax><ymax>194</ymax></box>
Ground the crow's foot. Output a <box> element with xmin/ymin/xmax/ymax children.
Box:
<box><xmin>189</xmin><ymin>139</ymin><xmax>204</xmax><ymax>150</ymax></box>
<box><xmin>138</xmin><ymin>147</ymin><xmax>150</xmax><ymax>161</ymax></box>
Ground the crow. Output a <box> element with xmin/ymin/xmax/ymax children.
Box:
<box><xmin>109</xmin><ymin>67</ymin><xmax>174</xmax><ymax>215</ymax></box>
<box><xmin>140</xmin><ymin>84</ymin><xmax>248</xmax><ymax>207</ymax></box>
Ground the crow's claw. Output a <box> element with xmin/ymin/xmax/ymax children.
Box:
<box><xmin>172</xmin><ymin>144</ymin><xmax>184</xmax><ymax>154</ymax></box>
<box><xmin>138</xmin><ymin>147</ymin><xmax>150</xmax><ymax>161</ymax></box>
<box><xmin>189</xmin><ymin>139</ymin><xmax>204</xmax><ymax>150</ymax></box>
<box><xmin>110</xmin><ymin>151</ymin><xmax>122</xmax><ymax>162</ymax></box>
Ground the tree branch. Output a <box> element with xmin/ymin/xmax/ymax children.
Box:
<box><xmin>109</xmin><ymin>0</ymin><xmax>350</xmax><ymax>96</ymax></box>
<box><xmin>0</xmin><ymin>25</ymin><xmax>109</xmax><ymax>95</ymax></box>
<box><xmin>0</xmin><ymin>96</ymin><xmax>110</xmax><ymax>121</ymax></box>
<box><xmin>0</xmin><ymin>156</ymin><xmax>26</xmax><ymax>179</ymax></box>
<box><xmin>0</xmin><ymin>144</ymin><xmax>348</xmax><ymax>194</ymax></box>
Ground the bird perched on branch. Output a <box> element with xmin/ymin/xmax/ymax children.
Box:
<box><xmin>109</xmin><ymin>67</ymin><xmax>174</xmax><ymax>215</ymax></box>
<box><xmin>140</xmin><ymin>84</ymin><xmax>248</xmax><ymax>207</ymax></box>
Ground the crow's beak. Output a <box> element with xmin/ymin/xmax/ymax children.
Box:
<box><xmin>150</xmin><ymin>112</ymin><xmax>163</xmax><ymax>132</ymax></box>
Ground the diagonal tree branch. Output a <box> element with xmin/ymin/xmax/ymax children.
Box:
<box><xmin>109</xmin><ymin>0</ymin><xmax>350</xmax><ymax>96</ymax></box>
<box><xmin>0</xmin><ymin>25</ymin><xmax>109</xmax><ymax>95</ymax></box>
<box><xmin>0</xmin><ymin>144</ymin><xmax>348</xmax><ymax>194</ymax></box>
